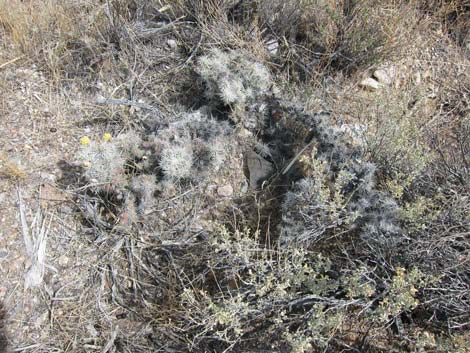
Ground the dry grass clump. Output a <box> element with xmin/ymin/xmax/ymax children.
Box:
<box><xmin>418</xmin><ymin>0</ymin><xmax>469</xmax><ymax>48</ymax></box>
<box><xmin>0</xmin><ymin>153</ymin><xmax>26</xmax><ymax>180</ymax></box>
<box><xmin>0</xmin><ymin>0</ymin><xmax>112</xmax><ymax>80</ymax></box>
<box><xmin>255</xmin><ymin>0</ymin><xmax>422</xmax><ymax>80</ymax></box>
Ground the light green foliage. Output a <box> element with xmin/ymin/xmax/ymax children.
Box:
<box><xmin>306</xmin><ymin>305</ymin><xmax>346</xmax><ymax>349</ymax></box>
<box><xmin>180</xmin><ymin>225</ymin><xmax>346</xmax><ymax>350</ymax></box>
<box><xmin>365</xmin><ymin>88</ymin><xmax>435</xmax><ymax>189</ymax></box>
<box><xmin>436</xmin><ymin>333</ymin><xmax>470</xmax><ymax>353</ymax></box>
<box><xmin>343</xmin><ymin>266</ymin><xmax>376</xmax><ymax>300</ymax></box>
<box><xmin>284</xmin><ymin>331</ymin><xmax>312</xmax><ymax>353</ymax></box>
<box><xmin>399</xmin><ymin>196</ymin><xmax>441</xmax><ymax>234</ymax></box>
<box><xmin>376</xmin><ymin>267</ymin><xmax>432</xmax><ymax>322</ymax></box>
<box><xmin>189</xmin><ymin>225</ymin><xmax>436</xmax><ymax>351</ymax></box>
<box><xmin>281</xmin><ymin>148</ymin><xmax>361</xmax><ymax>244</ymax></box>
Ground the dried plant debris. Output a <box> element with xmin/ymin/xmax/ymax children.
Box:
<box><xmin>0</xmin><ymin>303</ymin><xmax>6</xmax><ymax>353</ymax></box>
<box><xmin>0</xmin><ymin>153</ymin><xmax>26</xmax><ymax>180</ymax></box>
<box><xmin>18</xmin><ymin>188</ymin><xmax>50</xmax><ymax>289</ymax></box>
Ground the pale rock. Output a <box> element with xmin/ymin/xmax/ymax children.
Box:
<box><xmin>373</xmin><ymin>66</ymin><xmax>396</xmax><ymax>85</ymax></box>
<box><xmin>240</xmin><ymin>180</ymin><xmax>249</xmax><ymax>194</ymax></box>
<box><xmin>58</xmin><ymin>255</ymin><xmax>69</xmax><ymax>266</ymax></box>
<box><xmin>413</xmin><ymin>71</ymin><xmax>422</xmax><ymax>84</ymax></box>
<box><xmin>265</xmin><ymin>37</ymin><xmax>279</xmax><ymax>55</ymax></box>
<box><xmin>237</xmin><ymin>127</ymin><xmax>253</xmax><ymax>139</ymax></box>
<box><xmin>360</xmin><ymin>77</ymin><xmax>381</xmax><ymax>91</ymax></box>
<box><xmin>166</xmin><ymin>39</ymin><xmax>177</xmax><ymax>50</ymax></box>
<box><xmin>217</xmin><ymin>184</ymin><xmax>233</xmax><ymax>197</ymax></box>
<box><xmin>246</xmin><ymin>150</ymin><xmax>273</xmax><ymax>189</ymax></box>
<box><xmin>86</xmin><ymin>324</ymin><xmax>100</xmax><ymax>337</ymax></box>
<box><xmin>40</xmin><ymin>172</ymin><xmax>56</xmax><ymax>182</ymax></box>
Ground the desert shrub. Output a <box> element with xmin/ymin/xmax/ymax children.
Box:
<box><xmin>174</xmin><ymin>225</ymin><xmax>434</xmax><ymax>352</ymax></box>
<box><xmin>256</xmin><ymin>0</ymin><xmax>419</xmax><ymax>79</ymax></box>
<box><xmin>40</xmin><ymin>3</ymin><xmax>468</xmax><ymax>349</ymax></box>
<box><xmin>0</xmin><ymin>0</ymin><xmax>112</xmax><ymax>80</ymax></box>
<box><xmin>418</xmin><ymin>0</ymin><xmax>469</xmax><ymax>48</ymax></box>
<box><xmin>276</xmin><ymin>102</ymin><xmax>401</xmax><ymax>255</ymax></box>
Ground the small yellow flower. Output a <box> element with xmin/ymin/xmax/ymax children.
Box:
<box><xmin>103</xmin><ymin>133</ymin><xmax>112</xmax><ymax>142</ymax></box>
<box><xmin>80</xmin><ymin>136</ymin><xmax>90</xmax><ymax>145</ymax></box>
<box><xmin>83</xmin><ymin>161</ymin><xmax>92</xmax><ymax>168</ymax></box>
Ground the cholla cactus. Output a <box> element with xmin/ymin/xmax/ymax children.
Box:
<box><xmin>78</xmin><ymin>138</ymin><xmax>127</xmax><ymax>186</ymax></box>
<box><xmin>197</xmin><ymin>49</ymin><xmax>272</xmax><ymax>107</ymax></box>
<box><xmin>281</xmin><ymin>151</ymin><xmax>363</xmax><ymax>244</ymax></box>
<box><xmin>160</xmin><ymin>144</ymin><xmax>194</xmax><ymax>180</ymax></box>
<box><xmin>155</xmin><ymin>110</ymin><xmax>233</xmax><ymax>182</ymax></box>
<box><xmin>278</xmin><ymin>104</ymin><xmax>400</xmax><ymax>249</ymax></box>
<box><xmin>196</xmin><ymin>49</ymin><xmax>273</xmax><ymax>129</ymax></box>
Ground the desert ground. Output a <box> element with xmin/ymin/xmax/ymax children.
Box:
<box><xmin>0</xmin><ymin>1</ymin><xmax>468</xmax><ymax>352</ymax></box>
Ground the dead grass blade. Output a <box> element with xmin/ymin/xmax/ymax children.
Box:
<box><xmin>17</xmin><ymin>187</ymin><xmax>51</xmax><ymax>289</ymax></box>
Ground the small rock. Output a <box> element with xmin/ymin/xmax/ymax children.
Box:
<box><xmin>413</xmin><ymin>71</ymin><xmax>422</xmax><ymax>84</ymax></box>
<box><xmin>360</xmin><ymin>77</ymin><xmax>381</xmax><ymax>91</ymax></box>
<box><xmin>86</xmin><ymin>324</ymin><xmax>100</xmax><ymax>337</ymax></box>
<box><xmin>57</xmin><ymin>255</ymin><xmax>69</xmax><ymax>267</ymax></box>
<box><xmin>217</xmin><ymin>185</ymin><xmax>233</xmax><ymax>197</ymax></box>
<box><xmin>265</xmin><ymin>37</ymin><xmax>279</xmax><ymax>55</ymax></box>
<box><xmin>166</xmin><ymin>39</ymin><xmax>177</xmax><ymax>49</ymax></box>
<box><xmin>0</xmin><ymin>249</ymin><xmax>8</xmax><ymax>259</ymax></box>
<box><xmin>246</xmin><ymin>150</ymin><xmax>273</xmax><ymax>189</ymax></box>
<box><xmin>240</xmin><ymin>180</ymin><xmax>249</xmax><ymax>194</ymax></box>
<box><xmin>40</xmin><ymin>172</ymin><xmax>56</xmax><ymax>182</ymax></box>
<box><xmin>238</xmin><ymin>127</ymin><xmax>253</xmax><ymax>139</ymax></box>
<box><xmin>373</xmin><ymin>67</ymin><xmax>396</xmax><ymax>85</ymax></box>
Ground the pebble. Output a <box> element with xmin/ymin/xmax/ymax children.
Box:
<box><xmin>265</xmin><ymin>37</ymin><xmax>279</xmax><ymax>55</ymax></box>
<box><xmin>40</xmin><ymin>172</ymin><xmax>56</xmax><ymax>182</ymax></box>
<box><xmin>217</xmin><ymin>185</ymin><xmax>233</xmax><ymax>197</ymax></box>
<box><xmin>373</xmin><ymin>67</ymin><xmax>396</xmax><ymax>85</ymax></box>
<box><xmin>57</xmin><ymin>255</ymin><xmax>69</xmax><ymax>267</ymax></box>
<box><xmin>360</xmin><ymin>77</ymin><xmax>381</xmax><ymax>91</ymax></box>
<box><xmin>166</xmin><ymin>39</ymin><xmax>177</xmax><ymax>49</ymax></box>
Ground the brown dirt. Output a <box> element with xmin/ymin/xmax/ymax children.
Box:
<box><xmin>0</xmin><ymin>44</ymin><xmax>105</xmax><ymax>351</ymax></box>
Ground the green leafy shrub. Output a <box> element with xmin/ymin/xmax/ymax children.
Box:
<box><xmin>175</xmin><ymin>224</ymin><xmax>433</xmax><ymax>352</ymax></box>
